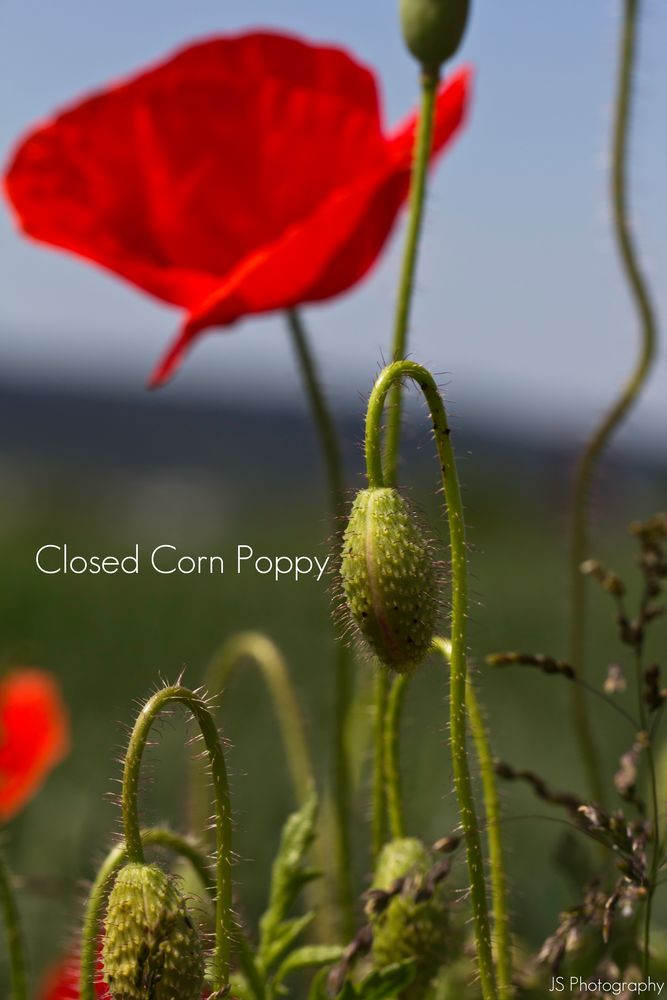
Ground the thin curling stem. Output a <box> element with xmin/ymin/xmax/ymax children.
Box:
<box><xmin>200</xmin><ymin>631</ymin><xmax>334</xmax><ymax>940</ymax></box>
<box><xmin>433</xmin><ymin>637</ymin><xmax>513</xmax><ymax>1000</ymax></box>
<box><xmin>365</xmin><ymin>360</ymin><xmax>497</xmax><ymax>1000</ymax></box>
<box><xmin>384</xmin><ymin>673</ymin><xmax>409</xmax><ymax>840</ymax></box>
<box><xmin>80</xmin><ymin>828</ymin><xmax>265</xmax><ymax>1000</ymax></box>
<box><xmin>0</xmin><ymin>851</ymin><xmax>27</xmax><ymax>1000</ymax></box>
<box><xmin>286</xmin><ymin>309</ymin><xmax>354</xmax><ymax>936</ymax></box>
<box><xmin>198</xmin><ymin>631</ymin><xmax>315</xmax><ymax>822</ymax></box>
<box><xmin>121</xmin><ymin>685</ymin><xmax>233</xmax><ymax>993</ymax></box>
<box><xmin>569</xmin><ymin>0</ymin><xmax>658</xmax><ymax>804</ymax></box>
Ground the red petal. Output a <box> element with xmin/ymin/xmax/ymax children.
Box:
<box><xmin>4</xmin><ymin>33</ymin><xmax>385</xmax><ymax>308</ymax></box>
<box><xmin>0</xmin><ymin>669</ymin><xmax>69</xmax><ymax>821</ymax></box>
<box><xmin>4</xmin><ymin>32</ymin><xmax>472</xmax><ymax>385</ymax></box>
<box><xmin>39</xmin><ymin>953</ymin><xmax>111</xmax><ymax>1000</ymax></box>
<box><xmin>149</xmin><ymin>68</ymin><xmax>472</xmax><ymax>386</ymax></box>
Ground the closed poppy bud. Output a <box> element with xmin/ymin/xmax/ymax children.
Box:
<box><xmin>102</xmin><ymin>863</ymin><xmax>204</xmax><ymax>1000</ymax></box>
<box><xmin>340</xmin><ymin>488</ymin><xmax>437</xmax><ymax>673</ymax></box>
<box><xmin>399</xmin><ymin>0</ymin><xmax>470</xmax><ymax>72</ymax></box>
<box><xmin>369</xmin><ymin>838</ymin><xmax>459</xmax><ymax>999</ymax></box>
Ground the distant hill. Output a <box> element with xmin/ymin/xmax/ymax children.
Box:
<box><xmin>0</xmin><ymin>377</ymin><xmax>663</xmax><ymax>508</ymax></box>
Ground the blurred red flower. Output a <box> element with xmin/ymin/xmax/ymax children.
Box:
<box><xmin>0</xmin><ymin>669</ymin><xmax>69</xmax><ymax>821</ymax></box>
<box><xmin>39</xmin><ymin>954</ymin><xmax>109</xmax><ymax>1000</ymax></box>
<box><xmin>4</xmin><ymin>32</ymin><xmax>471</xmax><ymax>386</ymax></box>
<box><xmin>39</xmin><ymin>950</ymin><xmax>212</xmax><ymax>999</ymax></box>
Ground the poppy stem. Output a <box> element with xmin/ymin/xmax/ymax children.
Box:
<box><xmin>372</xmin><ymin>669</ymin><xmax>389</xmax><ymax>858</ymax></box>
<box><xmin>287</xmin><ymin>309</ymin><xmax>346</xmax><ymax>522</ymax></box>
<box><xmin>80</xmin><ymin>828</ymin><xmax>265</xmax><ymax>1000</ymax></box>
<box><xmin>373</xmin><ymin>70</ymin><xmax>439</xmax><ymax>860</ymax></box>
<box><xmin>365</xmin><ymin>360</ymin><xmax>498</xmax><ymax>1000</ymax></box>
<box><xmin>432</xmin><ymin>637</ymin><xmax>513</xmax><ymax>1000</ymax></box>
<box><xmin>568</xmin><ymin>0</ymin><xmax>657</xmax><ymax>805</ymax></box>
<box><xmin>196</xmin><ymin>631</ymin><xmax>315</xmax><ymax>825</ymax></box>
<box><xmin>120</xmin><ymin>684</ymin><xmax>233</xmax><ymax>993</ymax></box>
<box><xmin>286</xmin><ymin>308</ymin><xmax>355</xmax><ymax>937</ymax></box>
<box><xmin>195</xmin><ymin>631</ymin><xmax>334</xmax><ymax>939</ymax></box>
<box><xmin>0</xmin><ymin>851</ymin><xmax>27</xmax><ymax>1000</ymax></box>
<box><xmin>383</xmin><ymin>672</ymin><xmax>409</xmax><ymax>841</ymax></box>
<box><xmin>383</xmin><ymin>69</ymin><xmax>439</xmax><ymax>487</ymax></box>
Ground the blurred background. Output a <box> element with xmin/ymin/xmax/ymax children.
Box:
<box><xmin>0</xmin><ymin>0</ymin><xmax>665</xmax><ymax>993</ymax></box>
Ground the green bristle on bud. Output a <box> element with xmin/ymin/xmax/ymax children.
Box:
<box><xmin>399</xmin><ymin>0</ymin><xmax>470</xmax><ymax>72</ymax></box>
<box><xmin>102</xmin><ymin>862</ymin><xmax>205</xmax><ymax>1000</ymax></box>
<box><xmin>340</xmin><ymin>487</ymin><xmax>437</xmax><ymax>673</ymax></box>
<box><xmin>370</xmin><ymin>838</ymin><xmax>459</xmax><ymax>999</ymax></box>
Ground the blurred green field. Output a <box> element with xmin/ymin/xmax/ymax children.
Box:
<box><xmin>0</xmin><ymin>389</ymin><xmax>665</xmax><ymax>993</ymax></box>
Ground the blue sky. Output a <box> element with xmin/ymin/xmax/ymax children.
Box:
<box><xmin>1</xmin><ymin>1</ymin><xmax>665</xmax><ymax>446</ymax></box>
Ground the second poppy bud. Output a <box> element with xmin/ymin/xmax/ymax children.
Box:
<box><xmin>399</xmin><ymin>0</ymin><xmax>470</xmax><ymax>73</ymax></box>
<box><xmin>103</xmin><ymin>862</ymin><xmax>204</xmax><ymax>1000</ymax></box>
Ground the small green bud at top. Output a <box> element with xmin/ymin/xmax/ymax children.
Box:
<box><xmin>103</xmin><ymin>862</ymin><xmax>205</xmax><ymax>1000</ymax></box>
<box><xmin>399</xmin><ymin>0</ymin><xmax>470</xmax><ymax>72</ymax></box>
<box><xmin>370</xmin><ymin>838</ymin><xmax>460</xmax><ymax>999</ymax></box>
<box><xmin>340</xmin><ymin>487</ymin><xmax>438</xmax><ymax>673</ymax></box>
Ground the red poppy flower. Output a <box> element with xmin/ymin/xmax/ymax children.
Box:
<box><xmin>0</xmin><ymin>669</ymin><xmax>69</xmax><ymax>821</ymax></box>
<box><xmin>39</xmin><ymin>950</ymin><xmax>211</xmax><ymax>999</ymax></box>
<box><xmin>4</xmin><ymin>31</ymin><xmax>471</xmax><ymax>386</ymax></box>
<box><xmin>39</xmin><ymin>953</ymin><xmax>109</xmax><ymax>1000</ymax></box>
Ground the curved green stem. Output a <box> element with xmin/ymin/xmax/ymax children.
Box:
<box><xmin>198</xmin><ymin>631</ymin><xmax>315</xmax><ymax>824</ymax></box>
<box><xmin>433</xmin><ymin>638</ymin><xmax>512</xmax><ymax>999</ymax></box>
<box><xmin>384</xmin><ymin>673</ymin><xmax>409</xmax><ymax>841</ymax></box>
<box><xmin>286</xmin><ymin>309</ymin><xmax>354</xmax><ymax>937</ymax></box>
<box><xmin>0</xmin><ymin>851</ymin><xmax>27</xmax><ymax>1000</ymax></box>
<box><xmin>365</xmin><ymin>360</ymin><xmax>497</xmax><ymax>1000</ymax></box>
<box><xmin>80</xmin><ymin>828</ymin><xmax>265</xmax><ymax>1000</ymax></box>
<box><xmin>121</xmin><ymin>685</ymin><xmax>233</xmax><ymax>992</ymax></box>
<box><xmin>200</xmin><ymin>631</ymin><xmax>336</xmax><ymax>940</ymax></box>
<box><xmin>569</xmin><ymin>0</ymin><xmax>657</xmax><ymax>805</ymax></box>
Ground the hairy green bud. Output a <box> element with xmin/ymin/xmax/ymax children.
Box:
<box><xmin>340</xmin><ymin>487</ymin><xmax>437</xmax><ymax>672</ymax></box>
<box><xmin>399</xmin><ymin>0</ymin><xmax>470</xmax><ymax>71</ymax></box>
<box><xmin>102</xmin><ymin>862</ymin><xmax>205</xmax><ymax>1000</ymax></box>
<box><xmin>370</xmin><ymin>838</ymin><xmax>459</xmax><ymax>999</ymax></box>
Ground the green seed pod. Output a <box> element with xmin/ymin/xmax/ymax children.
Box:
<box><xmin>102</xmin><ymin>862</ymin><xmax>205</xmax><ymax>1000</ymax></box>
<box><xmin>340</xmin><ymin>487</ymin><xmax>437</xmax><ymax>672</ymax></box>
<box><xmin>370</xmin><ymin>838</ymin><xmax>459</xmax><ymax>999</ymax></box>
<box><xmin>399</xmin><ymin>0</ymin><xmax>470</xmax><ymax>71</ymax></box>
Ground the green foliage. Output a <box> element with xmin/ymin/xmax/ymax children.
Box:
<box><xmin>257</xmin><ymin>787</ymin><xmax>321</xmax><ymax>976</ymax></box>
<box><xmin>274</xmin><ymin>945</ymin><xmax>346</xmax><ymax>991</ymax></box>
<box><xmin>339</xmin><ymin>962</ymin><xmax>417</xmax><ymax>999</ymax></box>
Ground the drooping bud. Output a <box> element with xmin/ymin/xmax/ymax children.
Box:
<box><xmin>399</xmin><ymin>0</ymin><xmax>470</xmax><ymax>72</ymax></box>
<box><xmin>340</xmin><ymin>488</ymin><xmax>438</xmax><ymax>672</ymax></box>
<box><xmin>102</xmin><ymin>862</ymin><xmax>205</xmax><ymax>1000</ymax></box>
<box><xmin>369</xmin><ymin>837</ymin><xmax>460</xmax><ymax>999</ymax></box>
